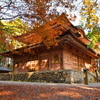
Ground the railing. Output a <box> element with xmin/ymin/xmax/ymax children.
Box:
<box><xmin>87</xmin><ymin>71</ymin><xmax>98</xmax><ymax>82</ymax></box>
<box><xmin>88</xmin><ymin>71</ymin><xmax>96</xmax><ymax>79</ymax></box>
<box><xmin>83</xmin><ymin>69</ymin><xmax>98</xmax><ymax>85</ymax></box>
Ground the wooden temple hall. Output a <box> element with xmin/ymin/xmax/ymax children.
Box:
<box><xmin>0</xmin><ymin>14</ymin><xmax>99</xmax><ymax>73</ymax></box>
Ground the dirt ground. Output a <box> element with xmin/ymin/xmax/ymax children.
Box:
<box><xmin>0</xmin><ymin>81</ymin><xmax>100</xmax><ymax>100</ymax></box>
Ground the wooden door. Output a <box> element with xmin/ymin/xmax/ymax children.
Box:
<box><xmin>39</xmin><ymin>54</ymin><xmax>49</xmax><ymax>71</ymax></box>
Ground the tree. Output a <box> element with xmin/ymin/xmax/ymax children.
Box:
<box><xmin>0</xmin><ymin>0</ymin><xmax>77</xmax><ymax>24</ymax></box>
<box><xmin>0</xmin><ymin>21</ymin><xmax>8</xmax><ymax>52</ymax></box>
<box><xmin>87</xmin><ymin>26</ymin><xmax>100</xmax><ymax>53</ymax></box>
<box><xmin>0</xmin><ymin>0</ymin><xmax>99</xmax><ymax>28</ymax></box>
<box><xmin>0</xmin><ymin>18</ymin><xmax>30</xmax><ymax>53</ymax></box>
<box><xmin>80</xmin><ymin>0</ymin><xmax>99</xmax><ymax>30</ymax></box>
<box><xmin>0</xmin><ymin>0</ymin><xmax>24</xmax><ymax>20</ymax></box>
<box><xmin>80</xmin><ymin>0</ymin><xmax>100</xmax><ymax>53</ymax></box>
<box><xmin>22</xmin><ymin>0</ymin><xmax>77</xmax><ymax>25</ymax></box>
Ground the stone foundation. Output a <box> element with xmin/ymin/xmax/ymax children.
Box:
<box><xmin>0</xmin><ymin>69</ymin><xmax>96</xmax><ymax>83</ymax></box>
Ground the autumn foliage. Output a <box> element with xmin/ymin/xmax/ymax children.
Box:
<box><xmin>80</xmin><ymin>0</ymin><xmax>99</xmax><ymax>29</ymax></box>
<box><xmin>0</xmin><ymin>0</ymin><xmax>100</xmax><ymax>54</ymax></box>
<box><xmin>13</xmin><ymin>14</ymin><xmax>71</xmax><ymax>48</ymax></box>
<box><xmin>0</xmin><ymin>18</ymin><xmax>30</xmax><ymax>53</ymax></box>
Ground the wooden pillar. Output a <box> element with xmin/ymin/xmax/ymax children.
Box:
<box><xmin>61</xmin><ymin>50</ymin><xmax>64</xmax><ymax>70</ymax></box>
<box><xmin>83</xmin><ymin>69</ymin><xmax>88</xmax><ymax>85</ymax></box>
<box><xmin>38</xmin><ymin>54</ymin><xmax>41</xmax><ymax>71</ymax></box>
<box><xmin>48</xmin><ymin>52</ymin><xmax>52</xmax><ymax>71</ymax></box>
<box><xmin>95</xmin><ymin>59</ymin><xmax>99</xmax><ymax>82</ymax></box>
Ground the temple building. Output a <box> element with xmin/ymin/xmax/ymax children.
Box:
<box><xmin>0</xmin><ymin>14</ymin><xmax>99</xmax><ymax>73</ymax></box>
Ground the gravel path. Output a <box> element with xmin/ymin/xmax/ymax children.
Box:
<box><xmin>0</xmin><ymin>81</ymin><xmax>100</xmax><ymax>100</ymax></box>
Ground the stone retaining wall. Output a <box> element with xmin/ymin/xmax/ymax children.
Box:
<box><xmin>0</xmin><ymin>70</ymin><xmax>84</xmax><ymax>83</ymax></box>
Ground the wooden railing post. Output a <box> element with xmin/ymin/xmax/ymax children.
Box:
<box><xmin>83</xmin><ymin>69</ymin><xmax>88</xmax><ymax>85</ymax></box>
<box><xmin>95</xmin><ymin>59</ymin><xmax>99</xmax><ymax>82</ymax></box>
<box><xmin>95</xmin><ymin>68</ymin><xmax>99</xmax><ymax>82</ymax></box>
